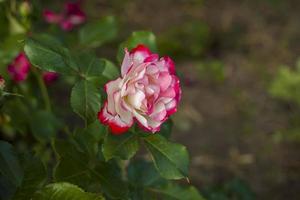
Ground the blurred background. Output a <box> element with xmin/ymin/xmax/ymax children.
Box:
<box><xmin>91</xmin><ymin>0</ymin><xmax>300</xmax><ymax>199</ymax></box>
<box><xmin>1</xmin><ymin>0</ymin><xmax>300</xmax><ymax>199</ymax></box>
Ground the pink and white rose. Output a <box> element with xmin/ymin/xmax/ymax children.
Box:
<box><xmin>7</xmin><ymin>52</ymin><xmax>30</xmax><ymax>83</ymax></box>
<box><xmin>98</xmin><ymin>44</ymin><xmax>181</xmax><ymax>134</ymax></box>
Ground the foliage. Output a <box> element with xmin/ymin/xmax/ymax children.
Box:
<box><xmin>269</xmin><ymin>60</ymin><xmax>300</xmax><ymax>105</ymax></box>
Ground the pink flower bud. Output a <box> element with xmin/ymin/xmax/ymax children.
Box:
<box><xmin>43</xmin><ymin>72</ymin><xmax>59</xmax><ymax>85</ymax></box>
<box><xmin>98</xmin><ymin>44</ymin><xmax>181</xmax><ymax>135</ymax></box>
<box><xmin>7</xmin><ymin>52</ymin><xmax>30</xmax><ymax>83</ymax></box>
<box><xmin>43</xmin><ymin>1</ymin><xmax>86</xmax><ymax>31</ymax></box>
<box><xmin>43</xmin><ymin>10</ymin><xmax>63</xmax><ymax>24</ymax></box>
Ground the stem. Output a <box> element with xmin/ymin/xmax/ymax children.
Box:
<box><xmin>32</xmin><ymin>67</ymin><xmax>52</xmax><ymax>112</ymax></box>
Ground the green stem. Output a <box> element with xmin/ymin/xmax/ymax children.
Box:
<box><xmin>32</xmin><ymin>67</ymin><xmax>52</xmax><ymax>112</ymax></box>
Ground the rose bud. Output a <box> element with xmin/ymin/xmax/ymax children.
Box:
<box><xmin>43</xmin><ymin>72</ymin><xmax>59</xmax><ymax>85</ymax></box>
<box><xmin>43</xmin><ymin>1</ymin><xmax>86</xmax><ymax>31</ymax></box>
<box><xmin>0</xmin><ymin>75</ymin><xmax>5</xmax><ymax>90</ymax></box>
<box><xmin>43</xmin><ymin>9</ymin><xmax>63</xmax><ymax>24</ymax></box>
<box><xmin>7</xmin><ymin>52</ymin><xmax>30</xmax><ymax>83</ymax></box>
<box><xmin>98</xmin><ymin>44</ymin><xmax>181</xmax><ymax>134</ymax></box>
<box><xmin>63</xmin><ymin>1</ymin><xmax>86</xmax><ymax>25</ymax></box>
<box><xmin>19</xmin><ymin>1</ymin><xmax>32</xmax><ymax>17</ymax></box>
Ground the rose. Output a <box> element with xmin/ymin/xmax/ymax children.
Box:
<box><xmin>7</xmin><ymin>52</ymin><xmax>30</xmax><ymax>82</ymax></box>
<box><xmin>98</xmin><ymin>44</ymin><xmax>181</xmax><ymax>134</ymax></box>
<box><xmin>43</xmin><ymin>72</ymin><xmax>59</xmax><ymax>85</ymax></box>
<box><xmin>43</xmin><ymin>1</ymin><xmax>86</xmax><ymax>31</ymax></box>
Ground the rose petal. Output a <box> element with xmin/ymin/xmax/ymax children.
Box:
<box><xmin>98</xmin><ymin>102</ymin><xmax>131</xmax><ymax>135</ymax></box>
<box><xmin>130</xmin><ymin>44</ymin><xmax>152</xmax><ymax>64</ymax></box>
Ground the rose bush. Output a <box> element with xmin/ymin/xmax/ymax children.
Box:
<box><xmin>99</xmin><ymin>44</ymin><xmax>181</xmax><ymax>134</ymax></box>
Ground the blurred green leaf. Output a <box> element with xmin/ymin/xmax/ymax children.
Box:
<box><xmin>95</xmin><ymin>162</ymin><xmax>128</xmax><ymax>199</ymax></box>
<box><xmin>127</xmin><ymin>159</ymin><xmax>162</xmax><ymax>187</ymax></box>
<box><xmin>0</xmin><ymin>34</ymin><xmax>24</xmax><ymax>74</ymax></box>
<box><xmin>31</xmin><ymin>182</ymin><xmax>104</xmax><ymax>200</ymax></box>
<box><xmin>24</xmin><ymin>37</ymin><xmax>77</xmax><ymax>74</ymax></box>
<box><xmin>13</xmin><ymin>154</ymin><xmax>47</xmax><ymax>200</ymax></box>
<box><xmin>29</xmin><ymin>111</ymin><xmax>61</xmax><ymax>142</ymax></box>
<box><xmin>197</xmin><ymin>60</ymin><xmax>225</xmax><ymax>83</ymax></box>
<box><xmin>74</xmin><ymin>121</ymin><xmax>106</xmax><ymax>158</ymax></box>
<box><xmin>79</xmin><ymin>16</ymin><xmax>118</xmax><ymax>48</ymax></box>
<box><xmin>269</xmin><ymin>66</ymin><xmax>300</xmax><ymax>105</ymax></box>
<box><xmin>151</xmin><ymin>183</ymin><xmax>205</xmax><ymax>200</ymax></box>
<box><xmin>101</xmin><ymin>59</ymin><xmax>119</xmax><ymax>80</ymax></box>
<box><xmin>7</xmin><ymin>13</ymin><xmax>26</xmax><ymax>35</ymax></box>
<box><xmin>128</xmin><ymin>159</ymin><xmax>204</xmax><ymax>200</ymax></box>
<box><xmin>117</xmin><ymin>31</ymin><xmax>157</xmax><ymax>63</ymax></box>
<box><xmin>70</xmin><ymin>80</ymin><xmax>101</xmax><ymax>124</ymax></box>
<box><xmin>0</xmin><ymin>141</ymin><xmax>23</xmax><ymax>187</ymax></box>
<box><xmin>54</xmin><ymin>140</ymin><xmax>128</xmax><ymax>199</ymax></box>
<box><xmin>143</xmin><ymin>134</ymin><xmax>189</xmax><ymax>180</ymax></box>
<box><xmin>54</xmin><ymin>140</ymin><xmax>93</xmax><ymax>189</ymax></box>
<box><xmin>202</xmin><ymin>178</ymin><xmax>255</xmax><ymax>200</ymax></box>
<box><xmin>54</xmin><ymin>140</ymin><xmax>95</xmax><ymax>188</ymax></box>
<box><xmin>102</xmin><ymin>131</ymin><xmax>139</xmax><ymax>161</ymax></box>
<box><xmin>158</xmin><ymin>21</ymin><xmax>209</xmax><ymax>58</ymax></box>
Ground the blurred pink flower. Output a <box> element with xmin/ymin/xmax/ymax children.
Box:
<box><xmin>43</xmin><ymin>10</ymin><xmax>63</xmax><ymax>24</ymax></box>
<box><xmin>43</xmin><ymin>72</ymin><xmax>59</xmax><ymax>85</ymax></box>
<box><xmin>98</xmin><ymin>44</ymin><xmax>181</xmax><ymax>135</ymax></box>
<box><xmin>7</xmin><ymin>52</ymin><xmax>30</xmax><ymax>83</ymax></box>
<box><xmin>43</xmin><ymin>1</ymin><xmax>86</xmax><ymax>31</ymax></box>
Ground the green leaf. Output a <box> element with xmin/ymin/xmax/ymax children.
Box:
<box><xmin>32</xmin><ymin>182</ymin><xmax>104</xmax><ymax>200</ymax></box>
<box><xmin>117</xmin><ymin>31</ymin><xmax>157</xmax><ymax>63</ymax></box>
<box><xmin>127</xmin><ymin>159</ymin><xmax>162</xmax><ymax>187</ymax></box>
<box><xmin>54</xmin><ymin>140</ymin><xmax>128</xmax><ymax>199</ymax></box>
<box><xmin>151</xmin><ymin>184</ymin><xmax>205</xmax><ymax>200</ymax></box>
<box><xmin>95</xmin><ymin>162</ymin><xmax>128</xmax><ymax>199</ymax></box>
<box><xmin>54</xmin><ymin>140</ymin><xmax>93</xmax><ymax>189</ymax></box>
<box><xmin>80</xmin><ymin>16</ymin><xmax>118</xmax><ymax>48</ymax></box>
<box><xmin>143</xmin><ymin>134</ymin><xmax>189</xmax><ymax>180</ymax></box>
<box><xmin>74</xmin><ymin>52</ymin><xmax>105</xmax><ymax>79</ymax></box>
<box><xmin>74</xmin><ymin>121</ymin><xmax>106</xmax><ymax>158</ymax></box>
<box><xmin>102</xmin><ymin>131</ymin><xmax>139</xmax><ymax>161</ymax></box>
<box><xmin>24</xmin><ymin>37</ymin><xmax>77</xmax><ymax>74</ymax></box>
<box><xmin>29</xmin><ymin>111</ymin><xmax>61</xmax><ymax>142</ymax></box>
<box><xmin>158</xmin><ymin>119</ymin><xmax>173</xmax><ymax>139</ymax></box>
<box><xmin>0</xmin><ymin>141</ymin><xmax>23</xmax><ymax>187</ymax></box>
<box><xmin>13</xmin><ymin>154</ymin><xmax>47</xmax><ymax>200</ymax></box>
<box><xmin>71</xmin><ymin>80</ymin><xmax>101</xmax><ymax>124</ymax></box>
<box><xmin>0</xmin><ymin>34</ymin><xmax>24</xmax><ymax>70</ymax></box>
<box><xmin>101</xmin><ymin>59</ymin><xmax>119</xmax><ymax>80</ymax></box>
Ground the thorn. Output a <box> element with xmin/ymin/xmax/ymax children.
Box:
<box><xmin>186</xmin><ymin>177</ymin><xmax>190</xmax><ymax>184</ymax></box>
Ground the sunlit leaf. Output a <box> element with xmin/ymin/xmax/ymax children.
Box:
<box><xmin>31</xmin><ymin>182</ymin><xmax>104</xmax><ymax>200</ymax></box>
<box><xmin>117</xmin><ymin>31</ymin><xmax>157</xmax><ymax>63</ymax></box>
